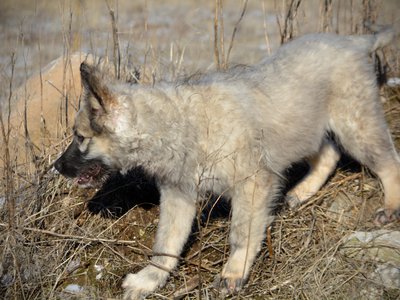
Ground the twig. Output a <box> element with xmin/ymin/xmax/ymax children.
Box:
<box><xmin>173</xmin><ymin>275</ymin><xmax>200</xmax><ymax>299</ymax></box>
<box><xmin>280</xmin><ymin>0</ymin><xmax>302</xmax><ymax>44</ymax></box>
<box><xmin>225</xmin><ymin>0</ymin><xmax>248</xmax><ymax>67</ymax></box>
<box><xmin>213</xmin><ymin>0</ymin><xmax>221</xmax><ymax>70</ymax></box>
<box><xmin>266</xmin><ymin>226</ymin><xmax>274</xmax><ymax>258</ymax></box>
<box><xmin>320</xmin><ymin>0</ymin><xmax>333</xmax><ymax>32</ymax></box>
<box><xmin>0</xmin><ymin>222</ymin><xmax>138</xmax><ymax>245</ymax></box>
<box><xmin>106</xmin><ymin>0</ymin><xmax>121</xmax><ymax>79</ymax></box>
<box><xmin>0</xmin><ymin>53</ymin><xmax>16</xmax><ymax>230</ymax></box>
<box><xmin>262</xmin><ymin>0</ymin><xmax>272</xmax><ymax>55</ymax></box>
<box><xmin>218</xmin><ymin>0</ymin><xmax>225</xmax><ymax>69</ymax></box>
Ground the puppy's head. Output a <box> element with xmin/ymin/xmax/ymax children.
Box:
<box><xmin>54</xmin><ymin>63</ymin><xmax>117</xmax><ymax>187</ymax></box>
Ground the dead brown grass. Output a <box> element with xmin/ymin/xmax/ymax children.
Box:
<box><xmin>1</xmin><ymin>0</ymin><xmax>400</xmax><ymax>299</ymax></box>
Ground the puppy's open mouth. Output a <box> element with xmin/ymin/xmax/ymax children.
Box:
<box><xmin>75</xmin><ymin>164</ymin><xmax>107</xmax><ymax>187</ymax></box>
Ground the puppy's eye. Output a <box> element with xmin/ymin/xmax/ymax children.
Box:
<box><xmin>76</xmin><ymin>134</ymin><xmax>85</xmax><ymax>144</ymax></box>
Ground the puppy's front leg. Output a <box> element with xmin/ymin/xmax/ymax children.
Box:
<box><xmin>217</xmin><ymin>173</ymin><xmax>277</xmax><ymax>295</ymax></box>
<box><xmin>123</xmin><ymin>186</ymin><xmax>197</xmax><ymax>300</ymax></box>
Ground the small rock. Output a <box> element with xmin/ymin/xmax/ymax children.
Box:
<box><xmin>360</xmin><ymin>285</ymin><xmax>383</xmax><ymax>300</ymax></box>
<box><xmin>373</xmin><ymin>263</ymin><xmax>400</xmax><ymax>289</ymax></box>
<box><xmin>66</xmin><ymin>259</ymin><xmax>81</xmax><ymax>273</ymax></box>
<box><xmin>341</xmin><ymin>230</ymin><xmax>400</xmax><ymax>265</ymax></box>
<box><xmin>1</xmin><ymin>273</ymin><xmax>13</xmax><ymax>286</ymax></box>
<box><xmin>326</xmin><ymin>192</ymin><xmax>359</xmax><ymax>223</ymax></box>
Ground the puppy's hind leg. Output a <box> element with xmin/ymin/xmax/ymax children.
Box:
<box><xmin>338</xmin><ymin>126</ymin><xmax>400</xmax><ymax>225</ymax></box>
<box><xmin>330</xmin><ymin>93</ymin><xmax>400</xmax><ymax>225</ymax></box>
<box><xmin>287</xmin><ymin>140</ymin><xmax>340</xmax><ymax>208</ymax></box>
<box><xmin>374</xmin><ymin>161</ymin><xmax>400</xmax><ymax>224</ymax></box>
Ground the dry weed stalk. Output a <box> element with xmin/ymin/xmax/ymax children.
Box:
<box><xmin>362</xmin><ymin>0</ymin><xmax>379</xmax><ymax>33</ymax></box>
<box><xmin>225</xmin><ymin>0</ymin><xmax>248</xmax><ymax>67</ymax></box>
<box><xmin>106</xmin><ymin>0</ymin><xmax>122</xmax><ymax>79</ymax></box>
<box><xmin>277</xmin><ymin>0</ymin><xmax>302</xmax><ymax>44</ymax></box>
<box><xmin>262</xmin><ymin>0</ymin><xmax>272</xmax><ymax>55</ymax></box>
<box><xmin>214</xmin><ymin>0</ymin><xmax>248</xmax><ymax>70</ymax></box>
<box><xmin>0</xmin><ymin>53</ymin><xmax>16</xmax><ymax>231</ymax></box>
<box><xmin>58</xmin><ymin>1</ymin><xmax>73</xmax><ymax>135</ymax></box>
<box><xmin>213</xmin><ymin>0</ymin><xmax>223</xmax><ymax>70</ymax></box>
<box><xmin>21</xmin><ymin>24</ymin><xmax>38</xmax><ymax>170</ymax></box>
<box><xmin>320</xmin><ymin>0</ymin><xmax>334</xmax><ymax>32</ymax></box>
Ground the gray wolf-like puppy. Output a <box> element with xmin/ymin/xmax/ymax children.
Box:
<box><xmin>54</xmin><ymin>28</ymin><xmax>399</xmax><ymax>299</ymax></box>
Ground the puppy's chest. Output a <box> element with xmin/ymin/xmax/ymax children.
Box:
<box><xmin>192</xmin><ymin>157</ymin><xmax>248</xmax><ymax>197</ymax></box>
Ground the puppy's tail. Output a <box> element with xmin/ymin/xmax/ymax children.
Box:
<box><xmin>365</xmin><ymin>22</ymin><xmax>395</xmax><ymax>51</ymax></box>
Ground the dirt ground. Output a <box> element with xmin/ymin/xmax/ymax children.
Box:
<box><xmin>1</xmin><ymin>1</ymin><xmax>400</xmax><ymax>299</ymax></box>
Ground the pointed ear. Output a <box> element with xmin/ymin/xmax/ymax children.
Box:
<box><xmin>80</xmin><ymin>62</ymin><xmax>114</xmax><ymax>112</ymax></box>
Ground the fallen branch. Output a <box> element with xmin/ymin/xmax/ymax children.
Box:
<box><xmin>173</xmin><ymin>275</ymin><xmax>200</xmax><ymax>299</ymax></box>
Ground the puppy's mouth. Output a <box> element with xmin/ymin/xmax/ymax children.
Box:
<box><xmin>75</xmin><ymin>164</ymin><xmax>108</xmax><ymax>187</ymax></box>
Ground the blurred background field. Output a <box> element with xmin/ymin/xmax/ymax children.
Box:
<box><xmin>1</xmin><ymin>1</ymin><xmax>400</xmax><ymax>299</ymax></box>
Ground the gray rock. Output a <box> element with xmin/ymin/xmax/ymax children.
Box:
<box><xmin>341</xmin><ymin>230</ymin><xmax>400</xmax><ymax>265</ymax></box>
<box><xmin>372</xmin><ymin>263</ymin><xmax>400</xmax><ymax>289</ymax></box>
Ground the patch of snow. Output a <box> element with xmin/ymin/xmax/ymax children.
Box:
<box><xmin>64</xmin><ymin>284</ymin><xmax>84</xmax><ymax>293</ymax></box>
<box><xmin>94</xmin><ymin>264</ymin><xmax>104</xmax><ymax>272</ymax></box>
<box><xmin>94</xmin><ymin>264</ymin><xmax>104</xmax><ymax>280</ymax></box>
<box><xmin>387</xmin><ymin>77</ymin><xmax>400</xmax><ymax>87</ymax></box>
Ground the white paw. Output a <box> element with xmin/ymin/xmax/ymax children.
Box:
<box><xmin>286</xmin><ymin>193</ymin><xmax>302</xmax><ymax>209</ymax></box>
<box><xmin>213</xmin><ymin>273</ymin><xmax>245</xmax><ymax>296</ymax></box>
<box><xmin>122</xmin><ymin>266</ymin><xmax>169</xmax><ymax>300</ymax></box>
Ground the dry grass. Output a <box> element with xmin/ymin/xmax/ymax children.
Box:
<box><xmin>1</xmin><ymin>0</ymin><xmax>400</xmax><ymax>299</ymax></box>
